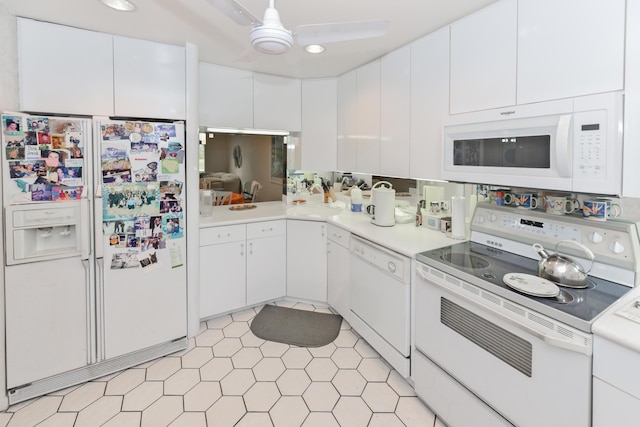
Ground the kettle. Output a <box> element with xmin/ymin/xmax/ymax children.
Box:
<box><xmin>367</xmin><ymin>181</ymin><xmax>396</xmax><ymax>227</ymax></box>
<box><xmin>532</xmin><ymin>240</ymin><xmax>595</xmax><ymax>288</ymax></box>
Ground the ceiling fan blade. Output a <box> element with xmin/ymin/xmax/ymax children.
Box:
<box><xmin>205</xmin><ymin>0</ymin><xmax>262</xmax><ymax>26</ymax></box>
<box><xmin>295</xmin><ymin>20</ymin><xmax>390</xmax><ymax>45</ymax></box>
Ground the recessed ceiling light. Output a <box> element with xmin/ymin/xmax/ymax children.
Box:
<box><xmin>304</xmin><ymin>44</ymin><xmax>325</xmax><ymax>54</ymax></box>
<box><xmin>99</xmin><ymin>0</ymin><xmax>136</xmax><ymax>12</ymax></box>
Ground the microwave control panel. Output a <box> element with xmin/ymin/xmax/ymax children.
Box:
<box><xmin>573</xmin><ymin>109</ymin><xmax>606</xmax><ymax>180</ymax></box>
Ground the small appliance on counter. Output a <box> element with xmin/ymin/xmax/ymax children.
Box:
<box><xmin>367</xmin><ymin>181</ymin><xmax>395</xmax><ymax>227</ymax></box>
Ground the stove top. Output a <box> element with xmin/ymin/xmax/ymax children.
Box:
<box><xmin>415</xmin><ymin>204</ymin><xmax>639</xmax><ymax>333</ymax></box>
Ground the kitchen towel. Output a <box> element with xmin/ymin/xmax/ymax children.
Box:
<box><xmin>451</xmin><ymin>196</ymin><xmax>466</xmax><ymax>240</ymax></box>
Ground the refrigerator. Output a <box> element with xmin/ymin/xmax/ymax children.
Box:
<box><xmin>1</xmin><ymin>113</ymin><xmax>188</xmax><ymax>404</ymax></box>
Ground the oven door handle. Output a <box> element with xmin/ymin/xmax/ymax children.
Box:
<box><xmin>416</xmin><ymin>266</ymin><xmax>592</xmax><ymax>356</ymax></box>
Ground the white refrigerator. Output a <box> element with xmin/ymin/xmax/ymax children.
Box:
<box><xmin>1</xmin><ymin>113</ymin><xmax>188</xmax><ymax>404</ymax></box>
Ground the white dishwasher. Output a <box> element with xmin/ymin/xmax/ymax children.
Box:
<box><xmin>350</xmin><ymin>235</ymin><xmax>411</xmax><ymax>377</ymax></box>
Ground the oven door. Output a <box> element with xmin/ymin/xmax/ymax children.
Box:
<box><xmin>414</xmin><ymin>263</ymin><xmax>592</xmax><ymax>427</ymax></box>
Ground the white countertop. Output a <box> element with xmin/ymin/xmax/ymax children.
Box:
<box><xmin>199</xmin><ymin>201</ymin><xmax>458</xmax><ymax>257</ymax></box>
<box><xmin>593</xmin><ymin>286</ymin><xmax>640</xmax><ymax>352</ymax></box>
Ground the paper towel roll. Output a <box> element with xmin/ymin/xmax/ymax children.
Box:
<box><xmin>451</xmin><ymin>196</ymin><xmax>466</xmax><ymax>240</ymax></box>
<box><xmin>423</xmin><ymin>186</ymin><xmax>444</xmax><ymax>205</ymax></box>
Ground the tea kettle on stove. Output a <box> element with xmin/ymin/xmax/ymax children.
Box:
<box><xmin>367</xmin><ymin>181</ymin><xmax>396</xmax><ymax>227</ymax></box>
<box><xmin>533</xmin><ymin>240</ymin><xmax>595</xmax><ymax>288</ymax></box>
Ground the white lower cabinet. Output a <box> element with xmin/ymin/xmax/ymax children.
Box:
<box><xmin>199</xmin><ymin>220</ymin><xmax>285</xmax><ymax>319</ymax></box>
<box><xmin>246</xmin><ymin>221</ymin><xmax>287</xmax><ymax>306</ymax></box>
<box><xmin>327</xmin><ymin>224</ymin><xmax>350</xmax><ymax>320</ymax></box>
<box><xmin>286</xmin><ymin>220</ymin><xmax>327</xmax><ymax>302</ymax></box>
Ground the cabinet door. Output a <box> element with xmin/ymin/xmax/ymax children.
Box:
<box><xmin>450</xmin><ymin>0</ymin><xmax>517</xmax><ymax>114</ymax></box>
<box><xmin>327</xmin><ymin>240</ymin><xmax>350</xmax><ymax>321</ymax></box>
<box><xmin>593</xmin><ymin>378</ymin><xmax>640</xmax><ymax>427</ymax></box>
<box><xmin>380</xmin><ymin>45</ymin><xmax>411</xmax><ymax>177</ymax></box>
<box><xmin>286</xmin><ymin>220</ymin><xmax>327</xmax><ymax>302</ymax></box>
<box><xmin>356</xmin><ymin>60</ymin><xmax>381</xmax><ymax>174</ymax></box>
<box><xmin>199</xmin><ymin>63</ymin><xmax>253</xmax><ymax>128</ymax></box>
<box><xmin>246</xmin><ymin>235</ymin><xmax>286</xmax><ymax>305</ymax></box>
<box><xmin>517</xmin><ymin>0</ymin><xmax>625</xmax><ymax>104</ymax></box>
<box><xmin>113</xmin><ymin>36</ymin><xmax>186</xmax><ymax>119</ymax></box>
<box><xmin>301</xmin><ymin>78</ymin><xmax>338</xmax><ymax>171</ymax></box>
<box><xmin>199</xmin><ymin>241</ymin><xmax>246</xmax><ymax>319</ymax></box>
<box><xmin>623</xmin><ymin>0</ymin><xmax>640</xmax><ymax>197</ymax></box>
<box><xmin>337</xmin><ymin>70</ymin><xmax>358</xmax><ymax>171</ymax></box>
<box><xmin>17</xmin><ymin>18</ymin><xmax>114</xmax><ymax>116</ymax></box>
<box><xmin>254</xmin><ymin>73</ymin><xmax>301</xmax><ymax>131</ymax></box>
<box><xmin>410</xmin><ymin>27</ymin><xmax>450</xmax><ymax>180</ymax></box>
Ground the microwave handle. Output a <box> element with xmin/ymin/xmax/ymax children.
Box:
<box><xmin>555</xmin><ymin>114</ymin><xmax>573</xmax><ymax>177</ymax></box>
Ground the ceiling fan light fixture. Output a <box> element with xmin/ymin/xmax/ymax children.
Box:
<box><xmin>250</xmin><ymin>25</ymin><xmax>293</xmax><ymax>54</ymax></box>
<box><xmin>304</xmin><ymin>44</ymin><xmax>325</xmax><ymax>54</ymax></box>
<box><xmin>98</xmin><ymin>0</ymin><xmax>136</xmax><ymax>12</ymax></box>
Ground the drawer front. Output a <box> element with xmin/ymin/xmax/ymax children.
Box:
<box><xmin>200</xmin><ymin>224</ymin><xmax>246</xmax><ymax>246</ymax></box>
<box><xmin>247</xmin><ymin>220</ymin><xmax>286</xmax><ymax>240</ymax></box>
<box><xmin>327</xmin><ymin>224</ymin><xmax>350</xmax><ymax>248</ymax></box>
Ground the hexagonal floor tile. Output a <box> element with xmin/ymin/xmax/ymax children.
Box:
<box><xmin>195</xmin><ymin>329</ymin><xmax>225</xmax><ymax>347</ymax></box>
<box><xmin>396</xmin><ymin>396</ymin><xmax>436</xmax><ymax>427</ymax></box>
<box><xmin>105</xmin><ymin>369</ymin><xmax>146</xmax><ymax>395</ymax></box>
<box><xmin>59</xmin><ymin>382</ymin><xmax>106</xmax><ymax>411</ymax></box>
<box><xmin>369</xmin><ymin>413</ymin><xmax>407</xmax><ymax>427</ymax></box>
<box><xmin>183</xmin><ymin>381</ymin><xmax>222</xmax><ymax>411</ymax></box>
<box><xmin>332</xmin><ymin>396</ymin><xmax>372</xmax><ymax>427</ymax></box>
<box><xmin>181</xmin><ymin>346</ymin><xmax>213</xmax><ymax>368</ymax></box>
<box><xmin>240</xmin><ymin>330</ymin><xmax>266</xmax><ymax>347</ymax></box>
<box><xmin>302</xmin><ymin>382</ymin><xmax>340</xmax><ymax>411</ymax></box>
<box><xmin>362</xmin><ymin>382</ymin><xmax>399</xmax><ymax>412</ymax></box>
<box><xmin>269</xmin><ymin>396</ymin><xmax>309</xmax><ymax>427</ymax></box>
<box><xmin>332</xmin><ymin>369</ymin><xmax>367</xmax><ymax>396</ymax></box>
<box><xmin>122</xmin><ymin>381</ymin><xmax>164</xmax><ymax>411</ymax></box>
<box><xmin>281</xmin><ymin>347</ymin><xmax>313</xmax><ymax>369</ymax></box>
<box><xmin>253</xmin><ymin>358</ymin><xmax>286</xmax><ymax>381</ymax></box>
<box><xmin>276</xmin><ymin>369</ymin><xmax>311</xmax><ymax>396</ymax></box>
<box><xmin>200</xmin><ymin>357</ymin><xmax>233</xmax><ymax>381</ymax></box>
<box><xmin>357</xmin><ymin>357</ymin><xmax>391</xmax><ymax>382</ymax></box>
<box><xmin>6</xmin><ymin>396</ymin><xmax>63</xmax><ymax>426</ymax></box>
<box><xmin>168</xmin><ymin>411</ymin><xmax>207</xmax><ymax>427</ymax></box>
<box><xmin>291</xmin><ymin>302</ymin><xmax>315</xmax><ymax>311</ymax></box>
<box><xmin>75</xmin><ymin>396</ymin><xmax>123</xmax><ymax>427</ymax></box>
<box><xmin>140</xmin><ymin>395</ymin><xmax>183</xmax><ymax>427</ymax></box>
<box><xmin>206</xmin><ymin>314</ymin><xmax>233</xmax><ymax>329</ymax></box>
<box><xmin>37</xmin><ymin>412</ymin><xmax>77</xmax><ymax>427</ymax></box>
<box><xmin>333</xmin><ymin>329</ymin><xmax>359</xmax><ymax>348</ymax></box>
<box><xmin>205</xmin><ymin>395</ymin><xmax>246</xmax><ymax>427</ymax></box>
<box><xmin>387</xmin><ymin>370</ymin><xmax>417</xmax><ymax>397</ymax></box>
<box><xmin>223</xmin><ymin>321</ymin><xmax>250</xmax><ymax>338</ymax></box>
<box><xmin>212</xmin><ymin>337</ymin><xmax>243</xmax><ymax>357</ymax></box>
<box><xmin>243</xmin><ymin>381</ymin><xmax>281</xmax><ymax>411</ymax></box>
<box><xmin>301</xmin><ymin>412</ymin><xmax>340</xmax><ymax>427</ymax></box>
<box><xmin>330</xmin><ymin>347</ymin><xmax>363</xmax><ymax>369</ymax></box>
<box><xmin>259</xmin><ymin>340</ymin><xmax>290</xmax><ymax>357</ymax></box>
<box><xmin>231</xmin><ymin>347</ymin><xmax>263</xmax><ymax>369</ymax></box>
<box><xmin>236</xmin><ymin>412</ymin><xmax>274</xmax><ymax>427</ymax></box>
<box><xmin>231</xmin><ymin>307</ymin><xmax>257</xmax><ymax>322</ymax></box>
<box><xmin>354</xmin><ymin>338</ymin><xmax>379</xmax><ymax>358</ymax></box>
<box><xmin>102</xmin><ymin>411</ymin><xmax>141</xmax><ymax>427</ymax></box>
<box><xmin>146</xmin><ymin>357</ymin><xmax>181</xmax><ymax>381</ymax></box>
<box><xmin>164</xmin><ymin>369</ymin><xmax>200</xmax><ymax>396</ymax></box>
<box><xmin>220</xmin><ymin>369</ymin><xmax>255</xmax><ymax>395</ymax></box>
<box><xmin>307</xmin><ymin>342</ymin><xmax>336</xmax><ymax>358</ymax></box>
<box><xmin>305</xmin><ymin>358</ymin><xmax>338</xmax><ymax>381</ymax></box>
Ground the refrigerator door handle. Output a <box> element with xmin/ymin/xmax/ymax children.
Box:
<box><xmin>80</xmin><ymin>198</ymin><xmax>91</xmax><ymax>260</ymax></box>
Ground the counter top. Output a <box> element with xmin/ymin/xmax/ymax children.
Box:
<box><xmin>199</xmin><ymin>201</ymin><xmax>457</xmax><ymax>257</ymax></box>
<box><xmin>593</xmin><ymin>286</ymin><xmax>640</xmax><ymax>352</ymax></box>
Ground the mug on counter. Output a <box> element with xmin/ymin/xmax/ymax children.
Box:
<box><xmin>583</xmin><ymin>198</ymin><xmax>623</xmax><ymax>221</ymax></box>
<box><xmin>545</xmin><ymin>195</ymin><xmax>579</xmax><ymax>215</ymax></box>
<box><xmin>490</xmin><ymin>189</ymin><xmax>512</xmax><ymax>206</ymax></box>
<box><xmin>513</xmin><ymin>193</ymin><xmax>539</xmax><ymax>209</ymax></box>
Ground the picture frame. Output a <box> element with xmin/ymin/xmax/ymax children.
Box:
<box><xmin>270</xmin><ymin>136</ymin><xmax>285</xmax><ymax>184</ymax></box>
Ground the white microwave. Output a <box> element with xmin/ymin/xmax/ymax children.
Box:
<box><xmin>442</xmin><ymin>92</ymin><xmax>624</xmax><ymax>195</ymax></box>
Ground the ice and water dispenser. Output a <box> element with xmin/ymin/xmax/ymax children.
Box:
<box><xmin>5</xmin><ymin>202</ymin><xmax>83</xmax><ymax>265</ymax></box>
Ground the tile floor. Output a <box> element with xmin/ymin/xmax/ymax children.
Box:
<box><xmin>0</xmin><ymin>300</ymin><xmax>446</xmax><ymax>427</ymax></box>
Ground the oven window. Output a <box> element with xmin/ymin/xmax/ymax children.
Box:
<box><xmin>453</xmin><ymin>135</ymin><xmax>551</xmax><ymax>168</ymax></box>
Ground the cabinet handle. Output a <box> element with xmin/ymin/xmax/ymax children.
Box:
<box><xmin>240</xmin><ymin>242</ymin><xmax>244</xmax><ymax>256</ymax></box>
<box><xmin>249</xmin><ymin>242</ymin><xmax>253</xmax><ymax>255</ymax></box>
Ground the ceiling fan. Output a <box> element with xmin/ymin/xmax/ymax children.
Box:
<box><xmin>207</xmin><ymin>0</ymin><xmax>390</xmax><ymax>55</ymax></box>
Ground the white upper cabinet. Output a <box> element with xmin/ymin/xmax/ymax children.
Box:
<box><xmin>199</xmin><ymin>63</ymin><xmax>253</xmax><ymax>128</ymax></box>
<box><xmin>337</xmin><ymin>69</ymin><xmax>358</xmax><ymax>172</ymax></box>
<box><xmin>18</xmin><ymin>18</ymin><xmax>114</xmax><ymax>116</ymax></box>
<box><xmin>254</xmin><ymin>73</ymin><xmax>301</xmax><ymax>131</ymax></box>
<box><xmin>450</xmin><ymin>0</ymin><xmax>517</xmax><ymax>114</ymax></box>
<box><xmin>380</xmin><ymin>45</ymin><xmax>411</xmax><ymax>177</ymax></box>
<box><xmin>623</xmin><ymin>0</ymin><xmax>640</xmax><ymax>198</ymax></box>
<box><xmin>301</xmin><ymin>78</ymin><xmax>338</xmax><ymax>171</ymax></box>
<box><xmin>410</xmin><ymin>26</ymin><xmax>450</xmax><ymax>181</ymax></box>
<box><xmin>356</xmin><ymin>60</ymin><xmax>381</xmax><ymax>174</ymax></box>
<box><xmin>113</xmin><ymin>36</ymin><xmax>186</xmax><ymax>120</ymax></box>
<box><xmin>517</xmin><ymin>0</ymin><xmax>625</xmax><ymax>105</ymax></box>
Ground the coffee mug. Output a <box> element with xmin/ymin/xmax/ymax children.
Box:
<box><xmin>582</xmin><ymin>200</ymin><xmax>608</xmax><ymax>221</ymax></box>
<box><xmin>545</xmin><ymin>195</ymin><xmax>579</xmax><ymax>215</ymax></box>
<box><xmin>351</xmin><ymin>203</ymin><xmax>362</xmax><ymax>212</ymax></box>
<box><xmin>366</xmin><ymin>204</ymin><xmax>375</xmax><ymax>216</ymax></box>
<box><xmin>596</xmin><ymin>198</ymin><xmax>623</xmax><ymax>219</ymax></box>
<box><xmin>514</xmin><ymin>193</ymin><xmax>538</xmax><ymax>209</ymax></box>
<box><xmin>490</xmin><ymin>189</ymin><xmax>512</xmax><ymax>206</ymax></box>
<box><xmin>429</xmin><ymin>201</ymin><xmax>441</xmax><ymax>213</ymax></box>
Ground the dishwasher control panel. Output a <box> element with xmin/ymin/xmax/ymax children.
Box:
<box><xmin>351</xmin><ymin>236</ymin><xmax>410</xmax><ymax>283</ymax></box>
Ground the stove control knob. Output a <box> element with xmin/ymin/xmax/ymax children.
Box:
<box><xmin>488</xmin><ymin>213</ymin><xmax>498</xmax><ymax>222</ymax></box>
<box><xmin>609</xmin><ymin>240</ymin><xmax>625</xmax><ymax>254</ymax></box>
<box><xmin>589</xmin><ymin>231</ymin><xmax>604</xmax><ymax>243</ymax></box>
<box><xmin>475</xmin><ymin>215</ymin><xmax>485</xmax><ymax>224</ymax></box>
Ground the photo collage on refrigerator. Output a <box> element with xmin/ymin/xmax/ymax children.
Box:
<box><xmin>2</xmin><ymin>113</ymin><xmax>84</xmax><ymax>203</ymax></box>
<box><xmin>101</xmin><ymin>121</ymin><xmax>185</xmax><ymax>271</ymax></box>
